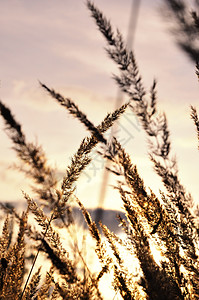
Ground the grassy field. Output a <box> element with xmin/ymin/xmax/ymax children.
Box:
<box><xmin>0</xmin><ymin>1</ymin><xmax>199</xmax><ymax>299</ymax></box>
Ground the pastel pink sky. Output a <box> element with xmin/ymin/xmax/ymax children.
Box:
<box><xmin>0</xmin><ymin>0</ymin><xmax>199</xmax><ymax>211</ymax></box>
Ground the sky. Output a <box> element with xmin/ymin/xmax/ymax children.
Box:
<box><xmin>0</xmin><ymin>0</ymin><xmax>199</xmax><ymax>215</ymax></box>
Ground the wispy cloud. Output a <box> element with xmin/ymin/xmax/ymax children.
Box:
<box><xmin>0</xmin><ymin>0</ymin><xmax>198</xmax><ymax>207</ymax></box>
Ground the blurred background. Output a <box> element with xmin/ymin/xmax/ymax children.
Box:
<box><xmin>0</xmin><ymin>0</ymin><xmax>198</xmax><ymax>217</ymax></box>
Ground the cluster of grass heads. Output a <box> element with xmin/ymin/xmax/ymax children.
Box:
<box><xmin>0</xmin><ymin>1</ymin><xmax>199</xmax><ymax>299</ymax></box>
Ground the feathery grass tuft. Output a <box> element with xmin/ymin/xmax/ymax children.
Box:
<box><xmin>0</xmin><ymin>1</ymin><xmax>199</xmax><ymax>299</ymax></box>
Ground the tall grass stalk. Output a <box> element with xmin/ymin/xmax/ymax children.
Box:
<box><xmin>0</xmin><ymin>1</ymin><xmax>198</xmax><ymax>299</ymax></box>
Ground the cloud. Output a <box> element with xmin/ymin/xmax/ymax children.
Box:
<box><xmin>0</xmin><ymin>0</ymin><xmax>199</xmax><ymax>211</ymax></box>
<box><xmin>11</xmin><ymin>80</ymin><xmax>59</xmax><ymax>112</ymax></box>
